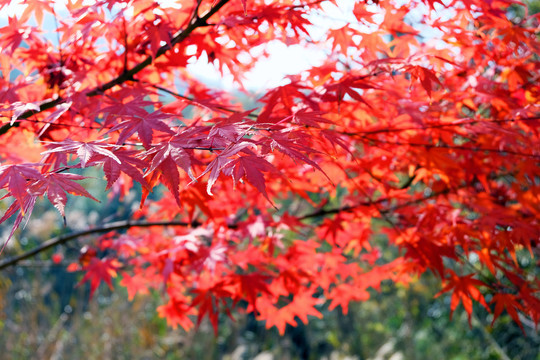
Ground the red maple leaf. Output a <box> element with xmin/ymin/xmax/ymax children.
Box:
<box><xmin>108</xmin><ymin>110</ymin><xmax>174</xmax><ymax>148</ymax></box>
<box><xmin>142</xmin><ymin>140</ymin><xmax>195</xmax><ymax>205</ymax></box>
<box><xmin>42</xmin><ymin>140</ymin><xmax>121</xmax><ymax>168</ymax></box>
<box><xmin>258</xmin><ymin>291</ymin><xmax>323</xmax><ymax>335</ymax></box>
<box><xmin>436</xmin><ymin>271</ymin><xmax>490</xmax><ymax>325</ymax></box>
<box><xmin>0</xmin><ymin>164</ymin><xmax>43</xmax><ymax>211</ymax></box>
<box><xmin>94</xmin><ymin>149</ymin><xmax>148</xmax><ymax>190</ymax></box>
<box><xmin>28</xmin><ymin>172</ymin><xmax>99</xmax><ymax>216</ymax></box>
<box><xmin>228</xmin><ymin>155</ymin><xmax>275</xmax><ymax>202</ymax></box>
<box><xmin>328</xmin><ymin>283</ymin><xmax>370</xmax><ymax>314</ymax></box>
<box><xmin>77</xmin><ymin>257</ymin><xmax>121</xmax><ymax>298</ymax></box>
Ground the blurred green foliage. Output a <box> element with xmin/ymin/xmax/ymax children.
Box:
<box><xmin>1</xmin><ymin>259</ymin><xmax>539</xmax><ymax>359</ymax></box>
<box><xmin>1</xmin><ymin>181</ymin><xmax>538</xmax><ymax>360</ymax></box>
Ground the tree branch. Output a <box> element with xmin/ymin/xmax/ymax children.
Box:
<box><xmin>298</xmin><ymin>171</ymin><xmax>519</xmax><ymax>226</ymax></box>
<box><xmin>0</xmin><ymin>172</ymin><xmax>513</xmax><ymax>271</ymax></box>
<box><xmin>0</xmin><ymin>0</ymin><xmax>231</xmax><ymax>137</ymax></box>
<box><xmin>0</xmin><ymin>220</ymin><xmax>199</xmax><ymax>271</ymax></box>
<box><xmin>342</xmin><ymin>116</ymin><xmax>540</xmax><ymax>136</ymax></box>
<box><xmin>0</xmin><ymin>192</ymin><xmax>428</xmax><ymax>271</ymax></box>
<box><xmin>360</xmin><ymin>136</ymin><xmax>540</xmax><ymax>159</ymax></box>
<box><xmin>87</xmin><ymin>0</ymin><xmax>229</xmax><ymax>96</ymax></box>
<box><xmin>297</xmin><ymin>190</ymin><xmax>445</xmax><ymax>221</ymax></box>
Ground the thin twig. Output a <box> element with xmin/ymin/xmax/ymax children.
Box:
<box><xmin>146</xmin><ymin>82</ymin><xmax>258</xmax><ymax>118</ymax></box>
<box><xmin>342</xmin><ymin>116</ymin><xmax>540</xmax><ymax>136</ymax></box>
<box><xmin>359</xmin><ymin>136</ymin><xmax>540</xmax><ymax>159</ymax></box>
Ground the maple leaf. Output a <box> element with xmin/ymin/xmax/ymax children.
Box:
<box><xmin>108</xmin><ymin>110</ymin><xmax>175</xmax><ymax>148</ymax></box>
<box><xmin>144</xmin><ymin>17</ymin><xmax>174</xmax><ymax>59</ymax></box>
<box><xmin>328</xmin><ymin>283</ymin><xmax>370</xmax><ymax>314</ymax></box>
<box><xmin>227</xmin><ymin>155</ymin><xmax>275</xmax><ymax>202</ymax></box>
<box><xmin>267</xmin><ymin>132</ymin><xmax>331</xmax><ymax>183</ymax></box>
<box><xmin>0</xmin><ymin>193</ymin><xmax>38</xmax><ymax>243</ymax></box>
<box><xmin>353</xmin><ymin>2</ymin><xmax>376</xmax><ymax>24</ymax></box>
<box><xmin>234</xmin><ymin>273</ymin><xmax>270</xmax><ymax>311</ymax></box>
<box><xmin>258</xmin><ymin>82</ymin><xmax>315</xmax><ymax>121</ymax></box>
<box><xmin>142</xmin><ymin>140</ymin><xmax>195</xmax><ymax>205</ymax></box>
<box><xmin>200</xmin><ymin>142</ymin><xmax>255</xmax><ymax>196</ymax></box>
<box><xmin>91</xmin><ymin>149</ymin><xmax>148</xmax><ymax>190</ymax></box>
<box><xmin>100</xmin><ymin>96</ymin><xmax>154</xmax><ymax>126</ymax></box>
<box><xmin>190</xmin><ymin>282</ymin><xmax>234</xmax><ymax>333</ymax></box>
<box><xmin>406</xmin><ymin>65</ymin><xmax>443</xmax><ymax>98</ymax></box>
<box><xmin>9</xmin><ymin>101</ymin><xmax>41</xmax><ymax>125</ymax></box>
<box><xmin>42</xmin><ymin>140</ymin><xmax>121</xmax><ymax>168</ymax></box>
<box><xmin>436</xmin><ymin>271</ymin><xmax>490</xmax><ymax>325</ymax></box>
<box><xmin>28</xmin><ymin>172</ymin><xmax>99</xmax><ymax>217</ymax></box>
<box><xmin>0</xmin><ymin>164</ymin><xmax>43</xmax><ymax>213</ymax></box>
<box><xmin>328</xmin><ymin>25</ymin><xmax>358</xmax><ymax>55</ymax></box>
<box><xmin>258</xmin><ymin>292</ymin><xmax>323</xmax><ymax>335</ymax></box>
<box><xmin>77</xmin><ymin>257</ymin><xmax>121</xmax><ymax>298</ymax></box>
<box><xmin>322</xmin><ymin>76</ymin><xmax>374</xmax><ymax>108</ymax></box>
<box><xmin>120</xmin><ymin>272</ymin><xmax>151</xmax><ymax>300</ymax></box>
<box><xmin>255</xmin><ymin>296</ymin><xmax>296</xmax><ymax>335</ymax></box>
<box><xmin>157</xmin><ymin>299</ymin><xmax>195</xmax><ymax>331</ymax></box>
<box><xmin>208</xmin><ymin>120</ymin><xmax>252</xmax><ymax>143</ymax></box>
<box><xmin>0</xmin><ymin>17</ymin><xmax>36</xmax><ymax>55</ymax></box>
<box><xmin>490</xmin><ymin>293</ymin><xmax>525</xmax><ymax>331</ymax></box>
<box><xmin>290</xmin><ymin>109</ymin><xmax>332</xmax><ymax>128</ymax></box>
<box><xmin>20</xmin><ymin>0</ymin><xmax>55</xmax><ymax>26</ymax></box>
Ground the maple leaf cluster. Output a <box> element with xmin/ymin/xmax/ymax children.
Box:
<box><xmin>0</xmin><ymin>0</ymin><xmax>539</xmax><ymax>334</ymax></box>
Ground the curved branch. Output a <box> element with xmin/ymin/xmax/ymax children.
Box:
<box><xmin>298</xmin><ymin>172</ymin><xmax>518</xmax><ymax>224</ymax></box>
<box><xmin>0</xmin><ymin>220</ymin><xmax>199</xmax><ymax>271</ymax></box>
<box><xmin>0</xmin><ymin>193</ymin><xmax>428</xmax><ymax>271</ymax></box>
<box><xmin>0</xmin><ymin>0</ymin><xmax>231</xmax><ymax>137</ymax></box>
<box><xmin>85</xmin><ymin>0</ymin><xmax>228</xmax><ymax>96</ymax></box>
<box><xmin>0</xmin><ymin>172</ymin><xmax>511</xmax><ymax>271</ymax></box>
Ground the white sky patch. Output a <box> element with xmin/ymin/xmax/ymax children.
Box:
<box><xmin>187</xmin><ymin>41</ymin><xmax>328</xmax><ymax>91</ymax></box>
<box><xmin>186</xmin><ymin>0</ymin><xmax>357</xmax><ymax>90</ymax></box>
<box><xmin>0</xmin><ymin>0</ymin><xmax>25</xmax><ymax>18</ymax></box>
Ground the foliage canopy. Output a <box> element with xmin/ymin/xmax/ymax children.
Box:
<box><xmin>0</xmin><ymin>0</ymin><xmax>539</xmax><ymax>335</ymax></box>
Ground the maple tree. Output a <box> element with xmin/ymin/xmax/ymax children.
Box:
<box><xmin>0</xmin><ymin>0</ymin><xmax>539</xmax><ymax>336</ymax></box>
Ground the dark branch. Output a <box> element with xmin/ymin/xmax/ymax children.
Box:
<box><xmin>360</xmin><ymin>137</ymin><xmax>540</xmax><ymax>159</ymax></box>
<box><xmin>85</xmin><ymin>0</ymin><xmax>229</xmax><ymax>97</ymax></box>
<box><xmin>298</xmin><ymin>171</ymin><xmax>517</xmax><ymax>222</ymax></box>
<box><xmin>342</xmin><ymin>116</ymin><xmax>540</xmax><ymax>136</ymax></box>
<box><xmin>0</xmin><ymin>220</ymin><xmax>199</xmax><ymax>271</ymax></box>
<box><xmin>0</xmin><ymin>171</ymin><xmax>513</xmax><ymax>271</ymax></box>
<box><xmin>0</xmin><ymin>0</ymin><xmax>231</xmax><ymax>137</ymax></box>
